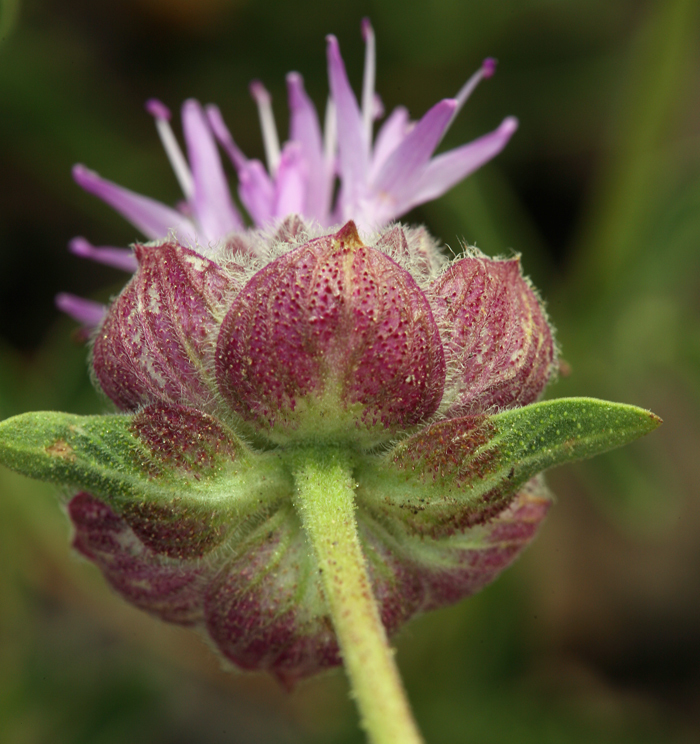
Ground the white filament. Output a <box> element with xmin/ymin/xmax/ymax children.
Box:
<box><xmin>153</xmin><ymin>117</ymin><xmax>194</xmax><ymax>200</ymax></box>
<box><xmin>252</xmin><ymin>84</ymin><xmax>281</xmax><ymax>176</ymax></box>
<box><xmin>435</xmin><ymin>65</ymin><xmax>490</xmax><ymax>152</ymax></box>
<box><xmin>323</xmin><ymin>97</ymin><xmax>337</xmax><ymax>168</ymax></box>
<box><xmin>453</xmin><ymin>66</ymin><xmax>487</xmax><ymax>122</ymax></box>
<box><xmin>361</xmin><ymin>21</ymin><xmax>376</xmax><ymax>145</ymax></box>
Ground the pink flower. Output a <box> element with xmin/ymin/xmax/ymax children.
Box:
<box><xmin>0</xmin><ymin>17</ymin><xmax>662</xmax><ymax>713</ymax></box>
<box><xmin>60</xmin><ymin>21</ymin><xmax>516</xmax><ymax>329</ymax></box>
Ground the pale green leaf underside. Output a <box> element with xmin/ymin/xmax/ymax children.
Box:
<box><xmin>357</xmin><ymin>397</ymin><xmax>661</xmax><ymax>528</ymax></box>
<box><xmin>491</xmin><ymin>397</ymin><xmax>661</xmax><ymax>475</ymax></box>
<box><xmin>0</xmin><ymin>398</ymin><xmax>660</xmax><ymax>531</ymax></box>
<box><xmin>0</xmin><ymin>410</ymin><xmax>291</xmax><ymax>516</ymax></box>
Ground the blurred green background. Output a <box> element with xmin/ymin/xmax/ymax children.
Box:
<box><xmin>1</xmin><ymin>0</ymin><xmax>699</xmax><ymax>741</ymax></box>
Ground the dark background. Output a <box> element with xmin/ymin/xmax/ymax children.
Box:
<box><xmin>1</xmin><ymin>0</ymin><xmax>700</xmax><ymax>742</ymax></box>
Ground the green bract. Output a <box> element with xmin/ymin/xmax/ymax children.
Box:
<box><xmin>0</xmin><ymin>396</ymin><xmax>659</xmax><ymax>683</ymax></box>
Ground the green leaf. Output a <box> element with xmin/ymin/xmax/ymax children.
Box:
<box><xmin>489</xmin><ymin>396</ymin><xmax>661</xmax><ymax>473</ymax></box>
<box><xmin>0</xmin><ymin>405</ymin><xmax>293</xmax><ymax>558</ymax></box>
<box><xmin>357</xmin><ymin>397</ymin><xmax>661</xmax><ymax>537</ymax></box>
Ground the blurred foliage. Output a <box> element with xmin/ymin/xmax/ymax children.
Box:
<box><xmin>1</xmin><ymin>0</ymin><xmax>700</xmax><ymax>742</ymax></box>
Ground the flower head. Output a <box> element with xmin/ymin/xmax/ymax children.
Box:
<box><xmin>74</xmin><ymin>217</ymin><xmax>558</xmax><ymax>684</ymax></box>
<box><xmin>0</xmin><ymin>20</ymin><xmax>660</xmax><ymax>699</ymax></box>
<box><xmin>23</xmin><ymin>212</ymin><xmax>654</xmax><ymax>689</ymax></box>
<box><xmin>60</xmin><ymin>20</ymin><xmax>517</xmax><ymax>329</ymax></box>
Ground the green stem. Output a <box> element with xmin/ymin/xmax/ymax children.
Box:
<box><xmin>291</xmin><ymin>446</ymin><xmax>424</xmax><ymax>744</ymax></box>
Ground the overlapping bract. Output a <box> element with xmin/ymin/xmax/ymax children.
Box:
<box><xmin>215</xmin><ymin>222</ymin><xmax>447</xmax><ymax>444</ymax></box>
<box><xmin>93</xmin><ymin>221</ymin><xmax>555</xmax><ymax>438</ymax></box>
<box><xmin>68</xmin><ymin>483</ymin><xmax>550</xmax><ymax>688</ymax></box>
<box><xmin>78</xmin><ymin>219</ymin><xmax>557</xmax><ymax>683</ymax></box>
<box><xmin>93</xmin><ymin>243</ymin><xmax>240</xmax><ymax>412</ymax></box>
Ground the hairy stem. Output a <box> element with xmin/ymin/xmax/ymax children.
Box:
<box><xmin>291</xmin><ymin>446</ymin><xmax>423</xmax><ymax>744</ymax></box>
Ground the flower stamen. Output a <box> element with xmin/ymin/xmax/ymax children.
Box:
<box><xmin>361</xmin><ymin>17</ymin><xmax>376</xmax><ymax>146</ymax></box>
<box><xmin>451</xmin><ymin>57</ymin><xmax>498</xmax><ymax>127</ymax></box>
<box><xmin>145</xmin><ymin>99</ymin><xmax>195</xmax><ymax>200</ymax></box>
<box><xmin>323</xmin><ymin>97</ymin><xmax>337</xmax><ymax>171</ymax></box>
<box><xmin>250</xmin><ymin>81</ymin><xmax>281</xmax><ymax>176</ymax></box>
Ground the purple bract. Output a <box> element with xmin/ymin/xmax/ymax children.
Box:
<box><xmin>80</xmin><ymin>218</ymin><xmax>557</xmax><ymax>685</ymax></box>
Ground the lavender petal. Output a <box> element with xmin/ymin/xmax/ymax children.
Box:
<box><xmin>55</xmin><ymin>293</ymin><xmax>106</xmax><ymax>328</ymax></box>
<box><xmin>371</xmin><ymin>99</ymin><xmax>457</xmax><ymax>218</ymax></box>
<box><xmin>181</xmin><ymin>99</ymin><xmax>244</xmax><ymax>241</ymax></box>
<box><xmin>238</xmin><ymin>159</ymin><xmax>275</xmax><ymax>227</ymax></box>
<box><xmin>286</xmin><ymin>72</ymin><xmax>330</xmax><ymax>221</ymax></box>
<box><xmin>73</xmin><ymin>164</ymin><xmax>197</xmax><ymax>242</ymax></box>
<box><xmin>273</xmin><ymin>143</ymin><xmax>306</xmax><ymax>218</ymax></box>
<box><xmin>205</xmin><ymin>104</ymin><xmax>248</xmax><ymax>172</ymax></box>
<box><xmin>368</xmin><ymin>106</ymin><xmax>409</xmax><ymax>181</ymax></box>
<box><xmin>406</xmin><ymin>117</ymin><xmax>519</xmax><ymax>209</ymax></box>
<box><xmin>326</xmin><ymin>35</ymin><xmax>368</xmax><ymax>218</ymax></box>
<box><xmin>69</xmin><ymin>237</ymin><xmax>138</xmax><ymax>272</ymax></box>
